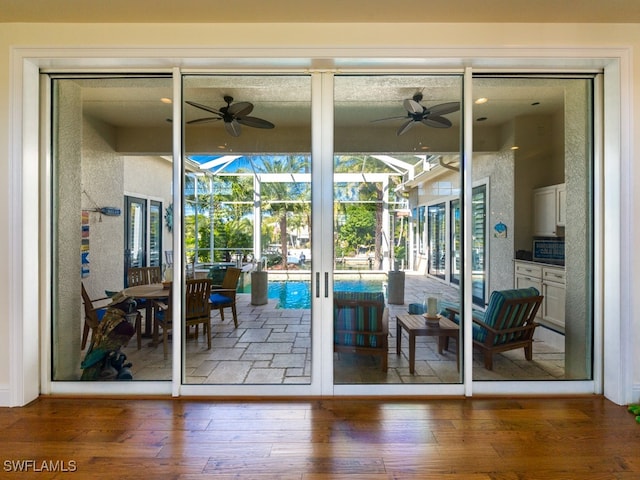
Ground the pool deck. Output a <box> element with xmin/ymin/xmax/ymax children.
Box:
<box><xmin>123</xmin><ymin>271</ymin><xmax>566</xmax><ymax>384</ymax></box>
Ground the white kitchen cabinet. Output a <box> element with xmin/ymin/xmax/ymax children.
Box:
<box><xmin>514</xmin><ymin>261</ymin><xmax>565</xmax><ymax>330</ymax></box>
<box><xmin>515</xmin><ymin>262</ymin><xmax>543</xmax><ymax>319</ymax></box>
<box><xmin>533</xmin><ymin>183</ymin><xmax>566</xmax><ymax>237</ymax></box>
<box><xmin>556</xmin><ymin>183</ymin><xmax>566</xmax><ymax>227</ymax></box>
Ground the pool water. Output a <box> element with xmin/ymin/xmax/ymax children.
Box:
<box><xmin>268</xmin><ymin>279</ymin><xmax>384</xmax><ymax>309</ymax></box>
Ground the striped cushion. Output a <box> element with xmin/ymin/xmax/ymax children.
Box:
<box><xmin>334</xmin><ymin>291</ymin><xmax>385</xmax><ymax>347</ymax></box>
<box><xmin>476</xmin><ymin>287</ymin><xmax>540</xmax><ymax>344</ymax></box>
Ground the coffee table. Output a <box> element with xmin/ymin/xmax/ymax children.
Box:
<box><xmin>396</xmin><ymin>314</ymin><xmax>460</xmax><ymax>373</ymax></box>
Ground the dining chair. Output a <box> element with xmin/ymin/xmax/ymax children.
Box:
<box><xmin>154</xmin><ymin>279</ymin><xmax>213</xmax><ymax>358</ymax></box>
<box><xmin>209</xmin><ymin>267</ymin><xmax>242</xmax><ymax>328</ymax></box>
<box><xmin>81</xmin><ymin>283</ymin><xmax>142</xmax><ymax>350</ymax></box>
<box><xmin>147</xmin><ymin>266</ymin><xmax>163</xmax><ymax>284</ymax></box>
<box><xmin>81</xmin><ymin>283</ymin><xmax>109</xmax><ymax>350</ymax></box>
<box><xmin>186</xmin><ymin>278</ymin><xmax>213</xmax><ymax>350</ymax></box>
<box><xmin>127</xmin><ymin>267</ymin><xmax>148</xmax><ymax>287</ymax></box>
<box><xmin>126</xmin><ymin>266</ymin><xmax>161</xmax><ymax>336</ymax></box>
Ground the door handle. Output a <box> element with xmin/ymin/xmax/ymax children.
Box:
<box><xmin>324</xmin><ymin>272</ymin><xmax>329</xmax><ymax>298</ymax></box>
<box><xmin>315</xmin><ymin>272</ymin><xmax>320</xmax><ymax>298</ymax></box>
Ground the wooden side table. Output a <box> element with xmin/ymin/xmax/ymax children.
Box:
<box><xmin>396</xmin><ymin>314</ymin><xmax>460</xmax><ymax>373</ymax></box>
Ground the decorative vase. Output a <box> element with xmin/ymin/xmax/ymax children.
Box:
<box><xmin>423</xmin><ymin>293</ymin><xmax>440</xmax><ymax>320</ymax></box>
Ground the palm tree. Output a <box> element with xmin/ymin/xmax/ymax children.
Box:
<box><xmin>259</xmin><ymin>155</ymin><xmax>311</xmax><ymax>269</ymax></box>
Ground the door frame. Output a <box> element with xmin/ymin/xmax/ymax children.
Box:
<box><xmin>7</xmin><ymin>46</ymin><xmax>628</xmax><ymax>405</ymax></box>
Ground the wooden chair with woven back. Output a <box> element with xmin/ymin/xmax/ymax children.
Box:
<box><xmin>209</xmin><ymin>267</ymin><xmax>242</xmax><ymax>328</ymax></box>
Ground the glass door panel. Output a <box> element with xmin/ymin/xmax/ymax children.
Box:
<box><xmin>124</xmin><ymin>195</ymin><xmax>147</xmax><ymax>283</ymax></box>
<box><xmin>149</xmin><ymin>200</ymin><xmax>162</xmax><ymax>268</ymax></box>
<box><xmin>333</xmin><ymin>74</ymin><xmax>463</xmax><ymax>385</ymax></box>
<box><xmin>452</xmin><ymin>185</ymin><xmax>487</xmax><ymax>306</ymax></box>
<box><xmin>427</xmin><ymin>203</ymin><xmax>447</xmax><ymax>279</ymax></box>
<box><xmin>182</xmin><ymin>75</ymin><xmax>312</xmax><ymax>385</ymax></box>
<box><xmin>472</xmin><ymin>76</ymin><xmax>593</xmax><ymax>380</ymax></box>
<box><xmin>51</xmin><ymin>76</ymin><xmax>173</xmax><ymax>381</ymax></box>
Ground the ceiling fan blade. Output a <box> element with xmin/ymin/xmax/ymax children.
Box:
<box><xmin>427</xmin><ymin>101</ymin><xmax>460</xmax><ymax>116</ymax></box>
<box><xmin>371</xmin><ymin>115</ymin><xmax>407</xmax><ymax>123</ymax></box>
<box><xmin>421</xmin><ymin>116</ymin><xmax>452</xmax><ymax>128</ymax></box>
<box><xmin>227</xmin><ymin>101</ymin><xmax>253</xmax><ymax>117</ymax></box>
<box><xmin>403</xmin><ymin>98</ymin><xmax>423</xmax><ymax>114</ymax></box>
<box><xmin>187</xmin><ymin>117</ymin><xmax>222</xmax><ymax>125</ymax></box>
<box><xmin>397</xmin><ymin>119</ymin><xmax>416</xmax><ymax>136</ymax></box>
<box><xmin>225</xmin><ymin>120</ymin><xmax>242</xmax><ymax>137</ymax></box>
<box><xmin>185</xmin><ymin>100</ymin><xmax>223</xmax><ymax>116</ymax></box>
<box><xmin>236</xmin><ymin>116</ymin><xmax>275</xmax><ymax>129</ymax></box>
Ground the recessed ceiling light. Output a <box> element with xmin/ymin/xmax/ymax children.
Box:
<box><xmin>475</xmin><ymin>97</ymin><xmax>488</xmax><ymax>104</ymax></box>
<box><xmin>476</xmin><ymin>117</ymin><xmax>488</xmax><ymax>122</ymax></box>
<box><xmin>511</xmin><ymin>146</ymin><xmax>519</xmax><ymax>150</ymax></box>
<box><xmin>160</xmin><ymin>97</ymin><xmax>172</xmax><ymax>104</ymax></box>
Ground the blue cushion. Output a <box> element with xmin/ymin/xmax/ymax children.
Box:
<box><xmin>210</xmin><ymin>293</ymin><xmax>232</xmax><ymax>306</ymax></box>
<box><xmin>476</xmin><ymin>287</ymin><xmax>540</xmax><ymax>344</ymax></box>
<box><xmin>408</xmin><ymin>303</ymin><xmax>425</xmax><ymax>314</ymax></box>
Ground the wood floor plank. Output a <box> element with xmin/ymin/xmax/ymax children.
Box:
<box><xmin>0</xmin><ymin>396</ymin><xmax>637</xmax><ymax>479</ymax></box>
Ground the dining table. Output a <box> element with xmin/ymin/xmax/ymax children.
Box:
<box><xmin>122</xmin><ymin>283</ymin><xmax>170</xmax><ymax>345</ymax></box>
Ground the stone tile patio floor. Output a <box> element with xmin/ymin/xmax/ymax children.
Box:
<box><xmin>124</xmin><ymin>272</ymin><xmax>566</xmax><ymax>384</ymax></box>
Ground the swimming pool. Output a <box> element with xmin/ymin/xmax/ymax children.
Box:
<box><xmin>267</xmin><ymin>279</ymin><xmax>385</xmax><ymax>309</ymax></box>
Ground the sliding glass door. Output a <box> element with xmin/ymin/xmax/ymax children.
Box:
<box><xmin>50</xmin><ymin>76</ymin><xmax>173</xmax><ymax>382</ymax></box>
<box><xmin>47</xmin><ymin>68</ymin><xmax>595</xmax><ymax>393</ymax></box>
<box><xmin>333</xmin><ymin>74</ymin><xmax>464</xmax><ymax>385</ymax></box>
<box><xmin>181</xmin><ymin>75</ymin><xmax>313</xmax><ymax>385</ymax></box>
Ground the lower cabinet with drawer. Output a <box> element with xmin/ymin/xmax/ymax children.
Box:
<box><xmin>514</xmin><ymin>260</ymin><xmax>565</xmax><ymax>332</ymax></box>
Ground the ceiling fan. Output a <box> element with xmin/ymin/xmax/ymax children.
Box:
<box><xmin>185</xmin><ymin>95</ymin><xmax>275</xmax><ymax>137</ymax></box>
<box><xmin>373</xmin><ymin>92</ymin><xmax>460</xmax><ymax>136</ymax></box>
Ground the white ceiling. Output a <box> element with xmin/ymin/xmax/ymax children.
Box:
<box><xmin>1</xmin><ymin>0</ymin><xmax>639</xmax><ymax>23</ymax></box>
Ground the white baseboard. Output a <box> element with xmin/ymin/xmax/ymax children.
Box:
<box><xmin>0</xmin><ymin>383</ymin><xmax>10</xmax><ymax>407</ymax></box>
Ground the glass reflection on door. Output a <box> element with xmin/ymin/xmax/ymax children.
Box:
<box><xmin>471</xmin><ymin>76</ymin><xmax>593</xmax><ymax>380</ymax></box>
<box><xmin>182</xmin><ymin>75</ymin><xmax>312</xmax><ymax>385</ymax></box>
<box><xmin>333</xmin><ymin>75</ymin><xmax>463</xmax><ymax>384</ymax></box>
<box><xmin>51</xmin><ymin>76</ymin><xmax>173</xmax><ymax>381</ymax></box>
<box><xmin>124</xmin><ymin>195</ymin><xmax>147</xmax><ymax>283</ymax></box>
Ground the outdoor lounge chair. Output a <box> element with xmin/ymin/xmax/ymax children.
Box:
<box><xmin>333</xmin><ymin>291</ymin><xmax>388</xmax><ymax>372</ymax></box>
<box><xmin>443</xmin><ymin>287</ymin><xmax>543</xmax><ymax>370</ymax></box>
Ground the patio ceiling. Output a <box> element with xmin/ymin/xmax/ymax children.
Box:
<box><xmin>77</xmin><ymin>75</ymin><xmax>567</xmax><ymax>156</ymax></box>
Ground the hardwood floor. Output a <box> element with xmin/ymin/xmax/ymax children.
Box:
<box><xmin>0</xmin><ymin>396</ymin><xmax>638</xmax><ymax>479</ymax></box>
